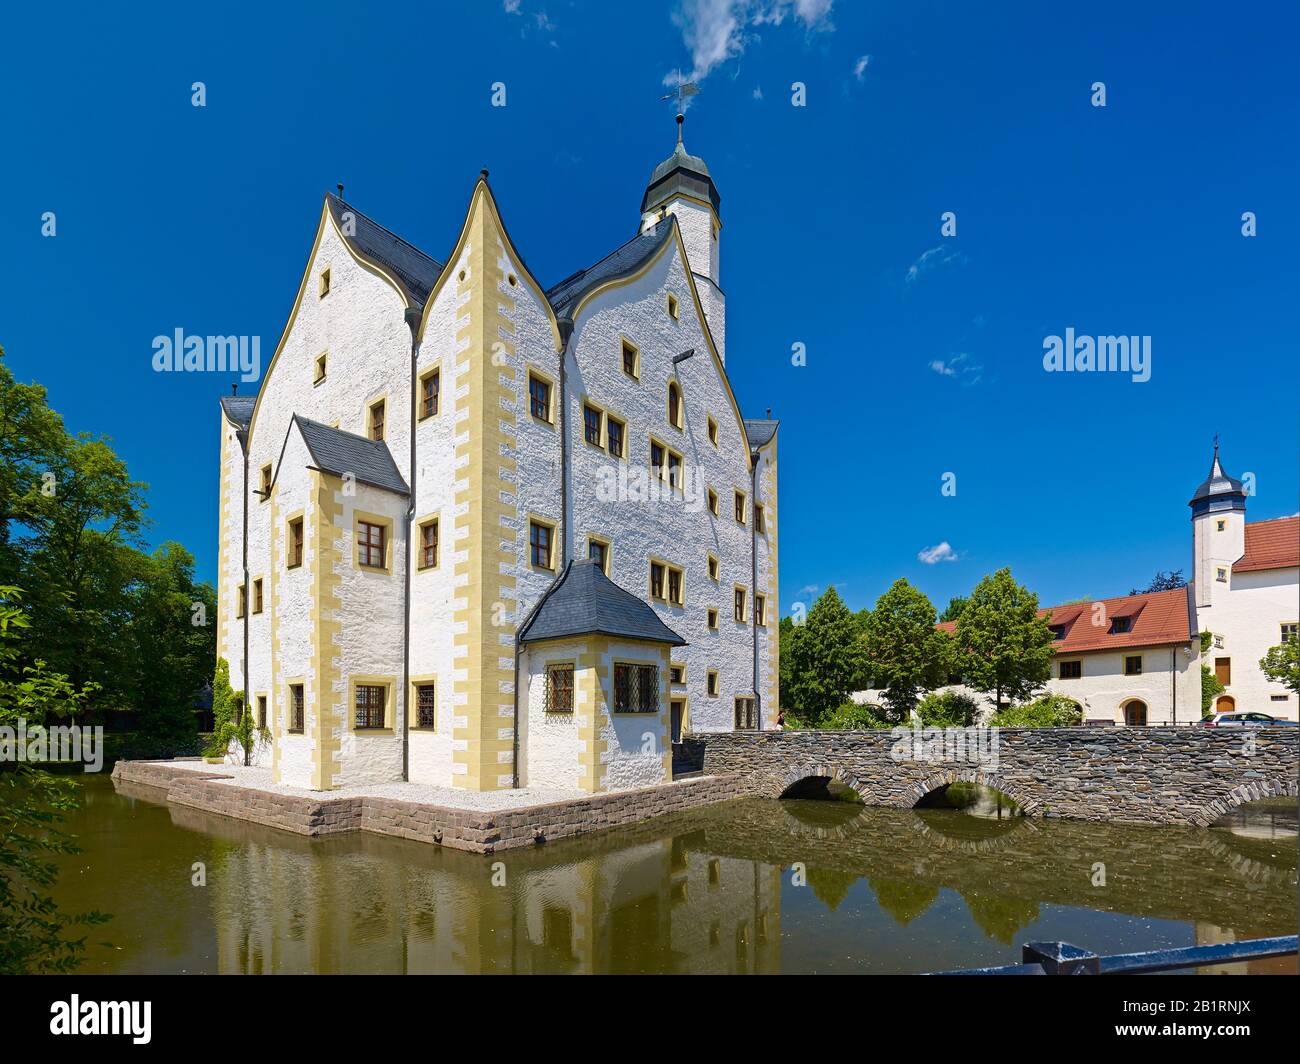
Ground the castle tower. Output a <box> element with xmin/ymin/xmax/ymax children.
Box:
<box><xmin>1189</xmin><ymin>440</ymin><xmax>1247</xmax><ymax>611</ymax></box>
<box><xmin>640</xmin><ymin>113</ymin><xmax>726</xmax><ymax>359</ymax></box>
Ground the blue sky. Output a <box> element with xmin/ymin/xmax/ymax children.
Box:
<box><xmin>3</xmin><ymin>0</ymin><xmax>1297</xmax><ymax>616</ymax></box>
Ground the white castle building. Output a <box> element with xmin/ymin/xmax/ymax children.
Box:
<box><xmin>216</xmin><ymin>117</ymin><xmax>780</xmax><ymax>792</ymax></box>
<box><xmin>858</xmin><ymin>445</ymin><xmax>1298</xmax><ymax>726</ymax></box>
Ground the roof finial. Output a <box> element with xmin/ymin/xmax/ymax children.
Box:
<box><xmin>231</xmin><ymin>382</ymin><xmax>238</xmax><ymax>396</ymax></box>
<box><xmin>676</xmin><ymin>112</ymin><xmax>684</xmax><ymax>146</ymax></box>
<box><xmin>337</xmin><ymin>182</ymin><xmax>344</xmax><ymax>199</ymax></box>
<box><xmin>1213</xmin><ymin>432</ymin><xmax>1219</xmax><ymax>455</ymax></box>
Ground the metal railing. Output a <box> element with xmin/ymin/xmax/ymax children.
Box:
<box><xmin>932</xmin><ymin>935</ymin><xmax>1299</xmax><ymax>975</ymax></box>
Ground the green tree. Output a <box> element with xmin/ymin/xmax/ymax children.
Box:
<box><xmin>938</xmin><ymin>596</ymin><xmax>968</xmax><ymax>623</ymax></box>
<box><xmin>1260</xmin><ymin>636</ymin><xmax>1300</xmax><ymax>695</ymax></box>
<box><xmin>864</xmin><ymin>579</ymin><xmax>949</xmax><ymax>721</ymax></box>
<box><xmin>955</xmin><ymin>568</ymin><xmax>1053</xmax><ymax>710</ymax></box>
<box><xmin>1129</xmin><ymin>569</ymin><xmax>1186</xmax><ymax>595</ymax></box>
<box><xmin>917</xmin><ymin>690</ymin><xmax>980</xmax><ymax>728</ymax></box>
<box><xmin>0</xmin><ymin>587</ymin><xmax>109</xmax><ymax>973</ymax></box>
<box><xmin>781</xmin><ymin>588</ymin><xmax>870</xmax><ymax>725</ymax></box>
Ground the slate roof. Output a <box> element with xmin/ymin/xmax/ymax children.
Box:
<box><xmin>546</xmin><ymin>219</ymin><xmax>675</xmax><ymax>316</ymax></box>
<box><xmin>220</xmin><ymin>394</ymin><xmax>255</xmax><ymax>429</ymax></box>
<box><xmin>518</xmin><ymin>558</ymin><xmax>687</xmax><ymax>646</ymax></box>
<box><xmin>1234</xmin><ymin>515</ymin><xmax>1300</xmax><ymax>573</ymax></box>
<box><xmin>293</xmin><ymin>415</ymin><xmax>408</xmax><ymax>495</ymax></box>
<box><xmin>325</xmin><ymin>193</ymin><xmax>443</xmax><ymax>306</ymax></box>
<box><xmin>1189</xmin><ymin>447</ymin><xmax>1246</xmax><ymax>505</ymax></box>
<box><xmin>641</xmin><ymin>135</ymin><xmax>721</xmax><ymax>214</ymax></box>
<box><xmin>744</xmin><ymin>418</ymin><xmax>778</xmax><ymax>450</ymax></box>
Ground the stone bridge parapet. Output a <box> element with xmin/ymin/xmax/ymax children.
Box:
<box><xmin>685</xmin><ymin>727</ymin><xmax>1298</xmax><ymax>826</ymax></box>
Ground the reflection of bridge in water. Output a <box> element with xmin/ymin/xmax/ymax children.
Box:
<box><xmin>107</xmin><ymin>777</ymin><xmax>1298</xmax><ymax>973</ymax></box>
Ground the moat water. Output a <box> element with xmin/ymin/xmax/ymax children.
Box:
<box><xmin>51</xmin><ymin>774</ymin><xmax>1298</xmax><ymax>974</ymax></box>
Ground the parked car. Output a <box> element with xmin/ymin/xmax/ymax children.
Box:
<box><xmin>1200</xmin><ymin>711</ymin><xmax>1298</xmax><ymax>727</ymax></box>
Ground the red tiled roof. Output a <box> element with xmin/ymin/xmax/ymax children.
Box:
<box><xmin>1043</xmin><ymin>587</ymin><xmax>1195</xmax><ymax>654</ymax></box>
<box><xmin>936</xmin><ymin>587</ymin><xmax>1195</xmax><ymax>655</ymax></box>
<box><xmin>1234</xmin><ymin>515</ymin><xmax>1300</xmax><ymax>573</ymax></box>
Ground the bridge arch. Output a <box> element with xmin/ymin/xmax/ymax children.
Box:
<box><xmin>1191</xmin><ymin>776</ymin><xmax>1298</xmax><ymax>828</ymax></box>
<box><xmin>778</xmin><ymin>764</ymin><xmax>871</xmax><ymax>802</ymax></box>
<box><xmin>907</xmin><ymin>768</ymin><xmax>1043</xmax><ymax>817</ymax></box>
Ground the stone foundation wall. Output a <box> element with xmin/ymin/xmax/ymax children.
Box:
<box><xmin>111</xmin><ymin>760</ymin><xmax>743</xmax><ymax>853</ymax></box>
<box><xmin>686</xmin><ymin>727</ymin><xmax>1299</xmax><ymax>826</ymax></box>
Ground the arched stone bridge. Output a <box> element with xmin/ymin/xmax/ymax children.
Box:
<box><xmin>684</xmin><ymin>726</ymin><xmax>1299</xmax><ymax>826</ymax></box>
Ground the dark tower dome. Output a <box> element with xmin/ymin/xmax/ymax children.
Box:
<box><xmin>641</xmin><ymin>113</ymin><xmax>721</xmax><ymax>216</ymax></box>
<box><xmin>1189</xmin><ymin>441</ymin><xmax>1247</xmax><ymax>517</ymax></box>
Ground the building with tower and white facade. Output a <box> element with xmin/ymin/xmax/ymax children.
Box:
<box><xmin>215</xmin><ymin>117</ymin><xmax>780</xmax><ymax>793</ymax></box>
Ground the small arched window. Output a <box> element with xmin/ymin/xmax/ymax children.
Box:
<box><xmin>667</xmin><ymin>382</ymin><xmax>682</xmax><ymax>429</ymax></box>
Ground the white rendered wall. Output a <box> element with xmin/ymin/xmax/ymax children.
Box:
<box><xmin>521</xmin><ymin>643</ymin><xmax>586</xmax><ymax>791</ymax></box>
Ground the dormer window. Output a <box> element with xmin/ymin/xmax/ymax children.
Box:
<box><xmin>1109</xmin><ymin>616</ymin><xmax>1131</xmax><ymax>634</ymax></box>
<box><xmin>1050</xmin><ymin>624</ymin><xmax>1067</xmax><ymax>641</ymax></box>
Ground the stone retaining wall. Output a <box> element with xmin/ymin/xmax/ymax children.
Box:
<box><xmin>111</xmin><ymin>760</ymin><xmax>744</xmax><ymax>853</ymax></box>
<box><xmin>686</xmin><ymin>727</ymin><xmax>1299</xmax><ymax>826</ymax></box>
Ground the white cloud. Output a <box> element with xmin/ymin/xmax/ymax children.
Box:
<box><xmin>752</xmin><ymin>85</ymin><xmax>764</xmax><ymax>99</ymax></box>
<box><xmin>918</xmin><ymin>542</ymin><xmax>959</xmax><ymax>565</ymax></box>
<box><xmin>928</xmin><ymin>352</ymin><xmax>983</xmax><ymax>387</ymax></box>
<box><xmin>905</xmin><ymin>245</ymin><xmax>966</xmax><ymax>284</ymax></box>
<box><xmin>853</xmin><ymin>54</ymin><xmax>870</xmax><ymax>80</ymax></box>
<box><xmin>668</xmin><ymin>0</ymin><xmax>835</xmax><ymax>87</ymax></box>
<box><xmin>503</xmin><ymin>0</ymin><xmax>522</xmax><ymax>12</ymax></box>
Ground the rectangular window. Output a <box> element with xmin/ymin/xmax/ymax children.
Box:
<box><xmin>707</xmin><ymin>608</ymin><xmax>718</xmax><ymax>630</ymax></box>
<box><xmin>1049</xmin><ymin>624</ymin><xmax>1067</xmax><ymax>641</ymax></box>
<box><xmin>314</xmin><ymin>352</ymin><xmax>327</xmax><ymax>384</ymax></box>
<box><xmin>1109</xmin><ymin>616</ymin><xmax>1131</xmax><ymax>634</ymax></box>
<box><xmin>754</xmin><ymin>504</ymin><xmax>765</xmax><ymax>534</ymax></box>
<box><xmin>1216</xmin><ymin>567</ymin><xmax>1227</xmax><ymax>582</ymax></box>
<box><xmin>734</xmin><ymin>587</ymin><xmax>747</xmax><ymax>623</ymax></box>
<box><xmin>357</xmin><ymin>521</ymin><xmax>385</xmax><ymax>568</ymax></box>
<box><xmin>583</xmin><ymin>404</ymin><xmax>602</xmax><ymax>446</ymax></box>
<box><xmin>734</xmin><ymin>697</ymin><xmax>757</xmax><ymax>730</ymax></box>
<box><xmin>369</xmin><ymin>399</ymin><xmax>385</xmax><ymax>441</ymax></box>
<box><xmin>650</xmin><ymin>441</ymin><xmax>666</xmax><ymax>479</ymax></box>
<box><xmin>650</xmin><ymin>561</ymin><xmax>665</xmax><ymax>599</ymax></box>
<box><xmin>530</xmin><ymin>519</ymin><xmax>554</xmax><ymax>570</ymax></box>
<box><xmin>288</xmin><ymin>517</ymin><xmax>304</xmax><ymax>569</ymax></box>
<box><xmin>354</xmin><ymin>684</ymin><xmax>386</xmax><ymax>730</ymax></box>
<box><xmin>529</xmin><ymin>374</ymin><xmax>552</xmax><ymax>422</ymax></box>
<box><xmin>415</xmin><ymin>683</ymin><xmax>436</xmax><ymax>729</ymax></box>
<box><xmin>707</xmin><ymin>670</ymin><xmax>719</xmax><ymax>697</ymax></box>
<box><xmin>418</xmin><ymin>519</ymin><xmax>439</xmax><ymax>570</ymax></box>
<box><xmin>755</xmin><ymin>594</ymin><xmax>766</xmax><ymax>626</ymax></box>
<box><xmin>319</xmin><ymin>268</ymin><xmax>330</xmax><ymax>298</ymax></box>
<box><xmin>252</xmin><ymin>578</ymin><xmax>264</xmax><ymax>615</ymax></box>
<box><xmin>236</xmin><ymin>584</ymin><xmax>246</xmax><ymax>619</ymax></box>
<box><xmin>419</xmin><ymin>369</ymin><xmax>440</xmax><ymax>419</ymax></box>
<box><xmin>1125</xmin><ymin>655</ymin><xmax>1143</xmax><ymax>676</ymax></box>
<box><xmin>667</xmin><ymin>565</ymin><xmax>684</xmax><ymax>606</ymax></box>
<box><xmin>707</xmin><ymin>416</ymin><xmax>718</xmax><ymax>447</ymax></box>
<box><xmin>588</xmin><ymin>537</ymin><xmax>608</xmax><ymax>573</ymax></box>
<box><xmin>1214</xmin><ymin>657</ymin><xmax>1231</xmax><ymax>685</ymax></box>
<box><xmin>256</xmin><ymin>695</ymin><xmax>267</xmax><ymax>730</ymax></box>
<box><xmin>1060</xmin><ymin>660</ymin><xmax>1082</xmax><ymax>680</ymax></box>
<box><xmin>613</xmin><ymin>662</ymin><xmax>657</xmax><ymax>713</ymax></box>
<box><xmin>707</xmin><ymin>554</ymin><xmax>719</xmax><ymax>582</ymax></box>
<box><xmin>289</xmin><ymin>684</ymin><xmax>304</xmax><ymax>733</ymax></box>
<box><xmin>667</xmin><ymin>292</ymin><xmax>679</xmax><ymax>319</ymax></box>
<box><xmin>667</xmin><ymin>450</ymin><xmax>682</xmax><ymax>489</ymax></box>
<box><xmin>621</xmin><ymin>339</ymin><xmax>639</xmax><ymax>379</ymax></box>
<box><xmin>260</xmin><ymin>463</ymin><xmax>272</xmax><ymax>498</ymax></box>
<box><xmin>546</xmin><ymin>664</ymin><xmax>574</xmax><ymax>714</ymax></box>
<box><xmin>1282</xmin><ymin>623</ymin><xmax>1299</xmax><ymax>642</ymax></box>
<box><xmin>606</xmin><ymin>416</ymin><xmax>625</xmax><ymax>458</ymax></box>
<box><xmin>734</xmin><ymin>491</ymin><xmax>746</xmax><ymax>524</ymax></box>
<box><xmin>708</xmin><ymin>489</ymin><xmax>719</xmax><ymax>516</ymax></box>
<box><xmin>669</xmin><ymin>664</ymin><xmax>685</xmax><ymax>685</ymax></box>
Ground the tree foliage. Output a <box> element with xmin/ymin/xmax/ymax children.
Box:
<box><xmin>1130</xmin><ymin>569</ymin><xmax>1186</xmax><ymax>595</ymax></box>
<box><xmin>864</xmin><ymin>579</ymin><xmax>949</xmax><ymax>721</ymax></box>
<box><xmin>954</xmin><ymin>568</ymin><xmax>1054</xmax><ymax>709</ymax></box>
<box><xmin>1260</xmin><ymin>636</ymin><xmax>1300</xmax><ymax>696</ymax></box>
<box><xmin>780</xmin><ymin>588</ymin><xmax>870</xmax><ymax>725</ymax></box>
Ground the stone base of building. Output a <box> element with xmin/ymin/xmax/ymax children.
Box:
<box><xmin>110</xmin><ymin>760</ymin><xmax>744</xmax><ymax>854</ymax></box>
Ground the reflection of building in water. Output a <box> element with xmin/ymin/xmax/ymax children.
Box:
<box><xmin>195</xmin><ymin>805</ymin><xmax>779</xmax><ymax>974</ymax></box>
<box><xmin>1195</xmin><ymin>923</ymin><xmax>1299</xmax><ymax>976</ymax></box>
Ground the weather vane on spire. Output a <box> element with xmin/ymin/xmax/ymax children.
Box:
<box><xmin>660</xmin><ymin>79</ymin><xmax>699</xmax><ymax>124</ymax></box>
